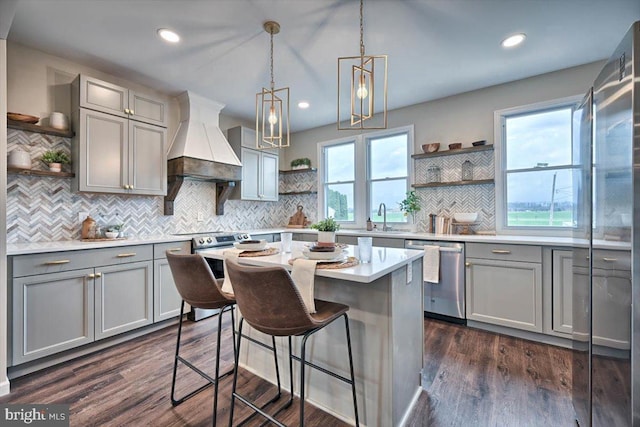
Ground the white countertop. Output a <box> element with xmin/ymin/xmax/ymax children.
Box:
<box><xmin>199</xmin><ymin>241</ymin><xmax>425</xmax><ymax>283</ymax></box>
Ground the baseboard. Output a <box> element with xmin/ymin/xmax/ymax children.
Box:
<box><xmin>398</xmin><ymin>387</ymin><xmax>423</xmax><ymax>427</ymax></box>
<box><xmin>0</xmin><ymin>377</ymin><xmax>10</xmax><ymax>396</ymax></box>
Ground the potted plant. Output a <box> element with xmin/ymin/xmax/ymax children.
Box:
<box><xmin>310</xmin><ymin>217</ymin><xmax>340</xmax><ymax>243</ymax></box>
<box><xmin>40</xmin><ymin>150</ymin><xmax>70</xmax><ymax>173</ymax></box>
<box><xmin>398</xmin><ymin>191</ymin><xmax>421</xmax><ymax>231</ymax></box>
<box><xmin>291</xmin><ymin>157</ymin><xmax>312</xmax><ymax>170</ymax></box>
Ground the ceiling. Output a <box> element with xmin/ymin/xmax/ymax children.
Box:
<box><xmin>7</xmin><ymin>0</ymin><xmax>640</xmax><ymax>132</ymax></box>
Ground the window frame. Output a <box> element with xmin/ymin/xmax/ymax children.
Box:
<box><xmin>494</xmin><ymin>95</ymin><xmax>582</xmax><ymax>236</ymax></box>
<box><xmin>317</xmin><ymin>125</ymin><xmax>414</xmax><ymax>229</ymax></box>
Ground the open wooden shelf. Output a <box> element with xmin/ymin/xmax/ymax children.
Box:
<box><xmin>8</xmin><ymin>167</ymin><xmax>75</xmax><ymax>178</ymax></box>
<box><xmin>412</xmin><ymin>179</ymin><xmax>494</xmax><ymax>188</ymax></box>
<box><xmin>7</xmin><ymin>120</ymin><xmax>74</xmax><ymax>138</ymax></box>
<box><xmin>279</xmin><ymin>168</ymin><xmax>317</xmax><ymax>174</ymax></box>
<box><xmin>412</xmin><ymin>144</ymin><xmax>493</xmax><ymax>159</ymax></box>
<box><xmin>279</xmin><ymin>190</ymin><xmax>317</xmax><ymax>196</ymax></box>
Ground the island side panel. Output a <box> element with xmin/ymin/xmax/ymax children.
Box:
<box><xmin>391</xmin><ymin>258</ymin><xmax>424</xmax><ymax>425</ymax></box>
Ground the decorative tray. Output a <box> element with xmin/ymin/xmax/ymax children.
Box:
<box><xmin>288</xmin><ymin>256</ymin><xmax>359</xmax><ymax>269</ymax></box>
<box><xmin>238</xmin><ymin>247</ymin><xmax>279</xmax><ymax>257</ymax></box>
<box><xmin>81</xmin><ymin>237</ymin><xmax>128</xmax><ymax>242</ymax></box>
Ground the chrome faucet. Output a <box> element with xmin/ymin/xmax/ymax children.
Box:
<box><xmin>377</xmin><ymin>203</ymin><xmax>389</xmax><ymax>231</ymax></box>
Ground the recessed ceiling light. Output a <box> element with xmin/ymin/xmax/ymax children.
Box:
<box><xmin>157</xmin><ymin>28</ymin><xmax>180</xmax><ymax>43</ymax></box>
<box><xmin>501</xmin><ymin>33</ymin><xmax>526</xmax><ymax>48</ymax></box>
<box><xmin>298</xmin><ymin>101</ymin><xmax>310</xmax><ymax>109</ymax></box>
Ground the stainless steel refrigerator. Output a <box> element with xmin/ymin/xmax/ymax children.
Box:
<box><xmin>572</xmin><ymin>20</ymin><xmax>639</xmax><ymax>426</ymax></box>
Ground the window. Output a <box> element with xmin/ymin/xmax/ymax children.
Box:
<box><xmin>495</xmin><ymin>96</ymin><xmax>582</xmax><ymax>234</ymax></box>
<box><xmin>318</xmin><ymin>126</ymin><xmax>413</xmax><ymax>228</ymax></box>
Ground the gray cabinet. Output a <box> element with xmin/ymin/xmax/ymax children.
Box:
<box><xmin>337</xmin><ymin>235</ymin><xmax>405</xmax><ymax>248</ymax></box>
<box><xmin>551</xmin><ymin>250</ymin><xmax>574</xmax><ymax>335</ymax></box>
<box><xmin>71</xmin><ymin>75</ymin><xmax>167</xmax><ymax>196</ymax></box>
<box><xmin>228</xmin><ymin>126</ymin><xmax>279</xmax><ymax>201</ymax></box>
<box><xmin>465</xmin><ymin>243</ymin><xmax>543</xmax><ymax>332</ymax></box>
<box><xmin>153</xmin><ymin>241</ymin><xmax>191</xmax><ymax>322</ymax></box>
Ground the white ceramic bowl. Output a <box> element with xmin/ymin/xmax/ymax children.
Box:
<box><xmin>8</xmin><ymin>149</ymin><xmax>31</xmax><ymax>169</ymax></box>
<box><xmin>454</xmin><ymin>212</ymin><xmax>478</xmax><ymax>223</ymax></box>
<box><xmin>234</xmin><ymin>240</ymin><xmax>267</xmax><ymax>251</ymax></box>
<box><xmin>104</xmin><ymin>231</ymin><xmax>119</xmax><ymax>239</ymax></box>
<box><xmin>302</xmin><ymin>247</ymin><xmax>343</xmax><ymax>261</ymax></box>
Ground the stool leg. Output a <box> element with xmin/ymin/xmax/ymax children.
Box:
<box><xmin>272</xmin><ymin>336</ymin><xmax>282</xmax><ymax>400</ymax></box>
<box><xmin>299</xmin><ymin>333</ymin><xmax>312</xmax><ymax>427</ymax></box>
<box><xmin>288</xmin><ymin>336</ymin><xmax>294</xmax><ymax>408</ymax></box>
<box><xmin>229</xmin><ymin>317</ymin><xmax>244</xmax><ymax>427</ymax></box>
<box><xmin>170</xmin><ymin>301</ymin><xmax>186</xmax><ymax>405</ymax></box>
<box><xmin>344</xmin><ymin>313</ymin><xmax>360</xmax><ymax>427</ymax></box>
<box><xmin>212</xmin><ymin>305</ymin><xmax>227</xmax><ymax>426</ymax></box>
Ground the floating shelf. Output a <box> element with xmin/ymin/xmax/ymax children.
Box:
<box><xmin>412</xmin><ymin>179</ymin><xmax>494</xmax><ymax>188</ymax></box>
<box><xmin>412</xmin><ymin>145</ymin><xmax>493</xmax><ymax>159</ymax></box>
<box><xmin>7</xmin><ymin>120</ymin><xmax>74</xmax><ymax>138</ymax></box>
<box><xmin>8</xmin><ymin>167</ymin><xmax>75</xmax><ymax>178</ymax></box>
<box><xmin>279</xmin><ymin>168</ymin><xmax>317</xmax><ymax>174</ymax></box>
<box><xmin>279</xmin><ymin>191</ymin><xmax>318</xmax><ymax>196</ymax></box>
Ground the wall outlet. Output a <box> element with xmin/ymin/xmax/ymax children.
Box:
<box><xmin>78</xmin><ymin>211</ymin><xmax>89</xmax><ymax>223</ymax></box>
<box><xmin>197</xmin><ymin>211</ymin><xmax>204</xmax><ymax>222</ymax></box>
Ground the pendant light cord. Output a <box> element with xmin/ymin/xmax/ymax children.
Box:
<box><xmin>359</xmin><ymin>0</ymin><xmax>365</xmax><ymax>57</ymax></box>
<box><xmin>270</xmin><ymin>30</ymin><xmax>275</xmax><ymax>91</ymax></box>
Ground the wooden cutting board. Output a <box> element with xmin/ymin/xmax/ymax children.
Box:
<box><xmin>287</xmin><ymin>204</ymin><xmax>310</xmax><ymax>228</ymax></box>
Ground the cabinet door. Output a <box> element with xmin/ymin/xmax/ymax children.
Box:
<box><xmin>95</xmin><ymin>261</ymin><xmax>153</xmax><ymax>340</ymax></box>
<box><xmin>261</xmin><ymin>151</ymin><xmax>279</xmax><ymax>201</ymax></box>
<box><xmin>466</xmin><ymin>258</ymin><xmax>542</xmax><ymax>332</ymax></box>
<box><xmin>241</xmin><ymin>147</ymin><xmax>261</xmax><ymax>200</ymax></box>
<box><xmin>552</xmin><ymin>250</ymin><xmax>573</xmax><ymax>335</ymax></box>
<box><xmin>154</xmin><ymin>259</ymin><xmax>183</xmax><ymax>322</ymax></box>
<box><xmin>129</xmin><ymin>91</ymin><xmax>167</xmax><ymax>127</ymax></box>
<box><xmin>77</xmin><ymin>108</ymin><xmax>128</xmax><ymax>194</ymax></box>
<box><xmin>12</xmin><ymin>269</ymin><xmax>95</xmax><ymax>364</ymax></box>
<box><xmin>592</xmin><ymin>269</ymin><xmax>631</xmax><ymax>350</ymax></box>
<box><xmin>79</xmin><ymin>75</ymin><xmax>128</xmax><ymax>118</ymax></box>
<box><xmin>129</xmin><ymin>121</ymin><xmax>167</xmax><ymax>195</ymax></box>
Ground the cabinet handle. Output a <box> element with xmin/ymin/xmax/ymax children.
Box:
<box><xmin>117</xmin><ymin>253</ymin><xmax>136</xmax><ymax>258</ymax></box>
<box><xmin>124</xmin><ymin>108</ymin><xmax>130</xmax><ymax>114</ymax></box>
<box><xmin>168</xmin><ymin>248</ymin><xmax>183</xmax><ymax>252</ymax></box>
<box><xmin>491</xmin><ymin>249</ymin><xmax>511</xmax><ymax>254</ymax></box>
<box><xmin>130</xmin><ymin>110</ymin><xmax>134</xmax><ymax>115</ymax></box>
<box><xmin>88</xmin><ymin>272</ymin><xmax>103</xmax><ymax>279</ymax></box>
<box><xmin>44</xmin><ymin>259</ymin><xmax>70</xmax><ymax>265</ymax></box>
<box><xmin>602</xmin><ymin>257</ymin><xmax>617</xmax><ymax>262</ymax></box>
<box><xmin>465</xmin><ymin>262</ymin><xmax>471</xmax><ymax>267</ymax></box>
<box><xmin>95</xmin><ymin>272</ymin><xmax>102</xmax><ymax>278</ymax></box>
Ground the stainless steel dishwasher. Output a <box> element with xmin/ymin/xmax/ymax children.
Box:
<box><xmin>405</xmin><ymin>240</ymin><xmax>465</xmax><ymax>323</ymax></box>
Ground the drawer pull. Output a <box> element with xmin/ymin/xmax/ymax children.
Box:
<box><xmin>44</xmin><ymin>260</ymin><xmax>70</xmax><ymax>265</ymax></box>
<box><xmin>117</xmin><ymin>253</ymin><xmax>137</xmax><ymax>258</ymax></box>
<box><xmin>95</xmin><ymin>272</ymin><xmax>102</xmax><ymax>278</ymax></box>
<box><xmin>168</xmin><ymin>248</ymin><xmax>184</xmax><ymax>252</ymax></box>
<box><xmin>491</xmin><ymin>249</ymin><xmax>511</xmax><ymax>254</ymax></box>
<box><xmin>88</xmin><ymin>272</ymin><xmax>103</xmax><ymax>279</ymax></box>
<box><xmin>465</xmin><ymin>262</ymin><xmax>471</xmax><ymax>267</ymax></box>
<box><xmin>602</xmin><ymin>257</ymin><xmax>617</xmax><ymax>262</ymax></box>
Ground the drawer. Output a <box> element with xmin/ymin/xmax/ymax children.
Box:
<box><xmin>572</xmin><ymin>248</ymin><xmax>631</xmax><ymax>271</ymax></box>
<box><xmin>466</xmin><ymin>243</ymin><xmax>541</xmax><ymax>263</ymax></box>
<box><xmin>12</xmin><ymin>245</ymin><xmax>153</xmax><ymax>277</ymax></box>
<box><xmin>153</xmin><ymin>241</ymin><xmax>191</xmax><ymax>259</ymax></box>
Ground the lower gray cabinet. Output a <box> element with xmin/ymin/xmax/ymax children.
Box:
<box><xmin>12</xmin><ymin>268</ymin><xmax>95</xmax><ymax>365</ymax></box>
<box><xmin>153</xmin><ymin>259</ymin><xmax>183</xmax><ymax>322</ymax></box>
<box><xmin>94</xmin><ymin>261</ymin><xmax>153</xmax><ymax>340</ymax></box>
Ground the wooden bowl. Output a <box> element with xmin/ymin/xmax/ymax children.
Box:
<box><xmin>448</xmin><ymin>143</ymin><xmax>462</xmax><ymax>150</ymax></box>
<box><xmin>421</xmin><ymin>143</ymin><xmax>440</xmax><ymax>153</ymax></box>
<box><xmin>472</xmin><ymin>140</ymin><xmax>486</xmax><ymax>146</ymax></box>
<box><xmin>7</xmin><ymin>112</ymin><xmax>39</xmax><ymax>124</ymax></box>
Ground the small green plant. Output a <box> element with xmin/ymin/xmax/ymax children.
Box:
<box><xmin>310</xmin><ymin>217</ymin><xmax>340</xmax><ymax>232</ymax></box>
<box><xmin>291</xmin><ymin>158</ymin><xmax>311</xmax><ymax>168</ymax></box>
<box><xmin>106</xmin><ymin>223</ymin><xmax>124</xmax><ymax>233</ymax></box>
<box><xmin>40</xmin><ymin>150</ymin><xmax>70</xmax><ymax>165</ymax></box>
<box><xmin>398</xmin><ymin>191</ymin><xmax>421</xmax><ymax>216</ymax></box>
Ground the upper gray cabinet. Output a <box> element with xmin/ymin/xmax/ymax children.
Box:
<box><xmin>71</xmin><ymin>75</ymin><xmax>167</xmax><ymax>196</ymax></box>
<box><xmin>78</xmin><ymin>75</ymin><xmax>167</xmax><ymax>127</ymax></box>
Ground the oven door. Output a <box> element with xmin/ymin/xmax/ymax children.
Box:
<box><xmin>188</xmin><ymin>248</ymin><xmax>227</xmax><ymax>321</ymax></box>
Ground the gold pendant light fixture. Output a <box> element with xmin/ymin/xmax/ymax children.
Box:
<box><xmin>337</xmin><ymin>0</ymin><xmax>388</xmax><ymax>130</ymax></box>
<box><xmin>256</xmin><ymin>20</ymin><xmax>290</xmax><ymax>149</ymax></box>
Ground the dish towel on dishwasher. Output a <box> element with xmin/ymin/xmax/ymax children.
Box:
<box><xmin>423</xmin><ymin>246</ymin><xmax>440</xmax><ymax>284</ymax></box>
<box><xmin>291</xmin><ymin>258</ymin><xmax>319</xmax><ymax>313</ymax></box>
<box><xmin>221</xmin><ymin>249</ymin><xmax>243</xmax><ymax>294</ymax></box>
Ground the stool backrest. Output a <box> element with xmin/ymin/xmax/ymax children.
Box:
<box><xmin>166</xmin><ymin>252</ymin><xmax>234</xmax><ymax>309</ymax></box>
<box><xmin>225</xmin><ymin>258</ymin><xmax>314</xmax><ymax>336</ymax></box>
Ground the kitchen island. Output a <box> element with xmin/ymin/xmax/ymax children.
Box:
<box><xmin>201</xmin><ymin>241</ymin><xmax>425</xmax><ymax>427</ymax></box>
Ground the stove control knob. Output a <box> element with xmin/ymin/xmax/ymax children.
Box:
<box><xmin>207</xmin><ymin>237</ymin><xmax>213</xmax><ymax>243</ymax></box>
<box><xmin>242</xmin><ymin>234</ymin><xmax>248</xmax><ymax>240</ymax></box>
<box><xmin>198</xmin><ymin>238</ymin><xmax>205</xmax><ymax>244</ymax></box>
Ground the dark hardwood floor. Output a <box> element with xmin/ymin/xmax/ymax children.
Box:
<box><xmin>0</xmin><ymin>315</ymin><xmax>577</xmax><ymax>426</ymax></box>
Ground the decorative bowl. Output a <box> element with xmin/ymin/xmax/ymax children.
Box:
<box><xmin>448</xmin><ymin>143</ymin><xmax>462</xmax><ymax>150</ymax></box>
<box><xmin>471</xmin><ymin>140</ymin><xmax>486</xmax><ymax>146</ymax></box>
<box><xmin>422</xmin><ymin>143</ymin><xmax>440</xmax><ymax>153</ymax></box>
<box><xmin>453</xmin><ymin>212</ymin><xmax>478</xmax><ymax>223</ymax></box>
<box><xmin>234</xmin><ymin>240</ymin><xmax>267</xmax><ymax>251</ymax></box>
<box><xmin>105</xmin><ymin>231</ymin><xmax>119</xmax><ymax>239</ymax></box>
<box><xmin>302</xmin><ymin>247</ymin><xmax>343</xmax><ymax>261</ymax></box>
<box><xmin>7</xmin><ymin>112</ymin><xmax>39</xmax><ymax>124</ymax></box>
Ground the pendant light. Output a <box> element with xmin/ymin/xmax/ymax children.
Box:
<box><xmin>337</xmin><ymin>0</ymin><xmax>388</xmax><ymax>130</ymax></box>
<box><xmin>256</xmin><ymin>21</ymin><xmax>290</xmax><ymax>149</ymax></box>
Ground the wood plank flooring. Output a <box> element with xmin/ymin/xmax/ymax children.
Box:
<box><xmin>0</xmin><ymin>315</ymin><xmax>577</xmax><ymax>426</ymax></box>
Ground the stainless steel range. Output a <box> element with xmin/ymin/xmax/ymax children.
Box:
<box><xmin>174</xmin><ymin>231</ymin><xmax>251</xmax><ymax>320</ymax></box>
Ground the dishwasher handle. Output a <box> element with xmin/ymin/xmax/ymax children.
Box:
<box><xmin>405</xmin><ymin>244</ymin><xmax>462</xmax><ymax>253</ymax></box>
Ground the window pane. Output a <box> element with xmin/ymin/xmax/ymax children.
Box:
<box><xmin>505</xmin><ymin>108</ymin><xmax>573</xmax><ymax>170</ymax></box>
<box><xmin>325</xmin><ymin>143</ymin><xmax>354</xmax><ymax>182</ymax></box>
<box><xmin>370</xmin><ymin>178</ymin><xmax>407</xmax><ymax>223</ymax></box>
<box><xmin>326</xmin><ymin>183</ymin><xmax>354</xmax><ymax>221</ymax></box>
<box><xmin>370</xmin><ymin>134</ymin><xmax>408</xmax><ymax>179</ymax></box>
<box><xmin>506</xmin><ymin>169</ymin><xmax>575</xmax><ymax>227</ymax></box>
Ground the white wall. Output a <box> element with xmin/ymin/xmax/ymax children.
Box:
<box><xmin>1</xmin><ymin>39</ymin><xmax>10</xmax><ymax>396</ymax></box>
<box><xmin>285</xmin><ymin>61</ymin><xmax>605</xmax><ymax>166</ymax></box>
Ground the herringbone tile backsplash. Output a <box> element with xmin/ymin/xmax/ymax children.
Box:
<box><xmin>7</xmin><ymin>130</ymin><xmax>496</xmax><ymax>243</ymax></box>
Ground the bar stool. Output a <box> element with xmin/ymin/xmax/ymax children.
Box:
<box><xmin>225</xmin><ymin>258</ymin><xmax>359</xmax><ymax>427</ymax></box>
<box><xmin>165</xmin><ymin>252</ymin><xmax>237</xmax><ymax>426</ymax></box>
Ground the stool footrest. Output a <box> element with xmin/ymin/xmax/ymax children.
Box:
<box><xmin>171</xmin><ymin>358</ymin><xmax>234</xmax><ymax>406</ymax></box>
<box><xmin>290</xmin><ymin>354</ymin><xmax>354</xmax><ymax>385</ymax></box>
<box><xmin>233</xmin><ymin>389</ymin><xmax>289</xmax><ymax>427</ymax></box>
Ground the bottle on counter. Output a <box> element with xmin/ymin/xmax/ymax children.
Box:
<box><xmin>81</xmin><ymin>216</ymin><xmax>97</xmax><ymax>239</ymax></box>
<box><xmin>366</xmin><ymin>217</ymin><xmax>373</xmax><ymax>231</ymax></box>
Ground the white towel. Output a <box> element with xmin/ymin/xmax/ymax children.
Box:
<box><xmin>291</xmin><ymin>258</ymin><xmax>319</xmax><ymax>313</ymax></box>
<box><xmin>423</xmin><ymin>246</ymin><xmax>440</xmax><ymax>284</ymax></box>
<box><xmin>222</xmin><ymin>249</ymin><xmax>243</xmax><ymax>295</ymax></box>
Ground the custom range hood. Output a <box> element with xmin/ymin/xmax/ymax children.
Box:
<box><xmin>164</xmin><ymin>91</ymin><xmax>242</xmax><ymax>215</ymax></box>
